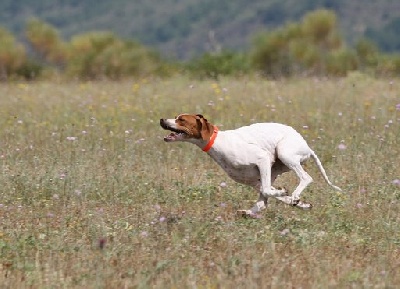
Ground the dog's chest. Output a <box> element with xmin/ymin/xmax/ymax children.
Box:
<box><xmin>210</xmin><ymin>152</ymin><xmax>261</xmax><ymax>185</ymax></box>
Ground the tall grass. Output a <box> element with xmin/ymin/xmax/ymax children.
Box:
<box><xmin>0</xmin><ymin>74</ymin><xmax>399</xmax><ymax>288</ymax></box>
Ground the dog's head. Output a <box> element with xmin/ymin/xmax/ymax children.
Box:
<box><xmin>160</xmin><ymin>114</ymin><xmax>214</xmax><ymax>143</ymax></box>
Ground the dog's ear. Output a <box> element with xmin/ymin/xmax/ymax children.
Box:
<box><xmin>195</xmin><ymin>115</ymin><xmax>203</xmax><ymax>132</ymax></box>
<box><xmin>196</xmin><ymin>114</ymin><xmax>205</xmax><ymax>120</ymax></box>
<box><xmin>196</xmin><ymin>114</ymin><xmax>213</xmax><ymax>140</ymax></box>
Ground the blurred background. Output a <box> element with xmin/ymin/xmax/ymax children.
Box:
<box><xmin>0</xmin><ymin>0</ymin><xmax>399</xmax><ymax>80</ymax></box>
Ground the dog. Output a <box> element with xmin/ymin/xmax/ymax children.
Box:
<box><xmin>160</xmin><ymin>114</ymin><xmax>342</xmax><ymax>217</ymax></box>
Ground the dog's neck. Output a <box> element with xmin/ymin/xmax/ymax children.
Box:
<box><xmin>186</xmin><ymin>125</ymin><xmax>219</xmax><ymax>152</ymax></box>
<box><xmin>202</xmin><ymin>126</ymin><xmax>218</xmax><ymax>152</ymax></box>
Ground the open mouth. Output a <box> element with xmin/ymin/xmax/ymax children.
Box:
<box><xmin>164</xmin><ymin>131</ymin><xmax>187</xmax><ymax>142</ymax></box>
<box><xmin>163</xmin><ymin>127</ymin><xmax>188</xmax><ymax>142</ymax></box>
<box><xmin>160</xmin><ymin>120</ymin><xmax>188</xmax><ymax>142</ymax></box>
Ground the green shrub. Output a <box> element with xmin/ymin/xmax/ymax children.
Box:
<box><xmin>187</xmin><ymin>51</ymin><xmax>250</xmax><ymax>79</ymax></box>
<box><xmin>0</xmin><ymin>27</ymin><xmax>26</xmax><ymax>80</ymax></box>
<box><xmin>25</xmin><ymin>18</ymin><xmax>68</xmax><ymax>67</ymax></box>
<box><xmin>250</xmin><ymin>9</ymin><xmax>356</xmax><ymax>77</ymax></box>
<box><xmin>15</xmin><ymin>59</ymin><xmax>44</xmax><ymax>80</ymax></box>
<box><xmin>66</xmin><ymin>32</ymin><xmax>166</xmax><ymax>80</ymax></box>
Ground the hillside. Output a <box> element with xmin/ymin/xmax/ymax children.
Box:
<box><xmin>1</xmin><ymin>0</ymin><xmax>400</xmax><ymax>59</ymax></box>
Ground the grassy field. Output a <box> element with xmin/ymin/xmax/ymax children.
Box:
<box><xmin>0</xmin><ymin>75</ymin><xmax>399</xmax><ymax>288</ymax></box>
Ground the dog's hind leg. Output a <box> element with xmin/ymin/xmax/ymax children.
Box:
<box><xmin>274</xmin><ymin>195</ymin><xmax>313</xmax><ymax>210</ymax></box>
<box><xmin>279</xmin><ymin>156</ymin><xmax>313</xmax><ymax>209</ymax></box>
<box><xmin>237</xmin><ymin>192</ymin><xmax>268</xmax><ymax>217</ymax></box>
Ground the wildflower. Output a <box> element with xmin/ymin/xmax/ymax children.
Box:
<box><xmin>396</xmin><ymin>103</ymin><xmax>400</xmax><ymax>111</ymax></box>
<box><xmin>280</xmin><ymin>228</ymin><xmax>290</xmax><ymax>236</ymax></box>
<box><xmin>159</xmin><ymin>216</ymin><xmax>166</xmax><ymax>223</ymax></box>
<box><xmin>219</xmin><ymin>182</ymin><xmax>227</xmax><ymax>188</ymax></box>
<box><xmin>338</xmin><ymin>143</ymin><xmax>347</xmax><ymax>150</ymax></box>
<box><xmin>214</xmin><ymin>216</ymin><xmax>223</xmax><ymax>222</ymax></box>
<box><xmin>66</xmin><ymin>136</ymin><xmax>77</xmax><ymax>141</ymax></box>
<box><xmin>392</xmin><ymin>179</ymin><xmax>400</xmax><ymax>186</ymax></box>
<box><xmin>98</xmin><ymin>238</ymin><xmax>106</xmax><ymax>250</ymax></box>
<box><xmin>140</xmin><ymin>231</ymin><xmax>148</xmax><ymax>238</ymax></box>
<box><xmin>356</xmin><ymin>203</ymin><xmax>363</xmax><ymax>208</ymax></box>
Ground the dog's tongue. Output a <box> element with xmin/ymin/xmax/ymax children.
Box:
<box><xmin>164</xmin><ymin>132</ymin><xmax>177</xmax><ymax>142</ymax></box>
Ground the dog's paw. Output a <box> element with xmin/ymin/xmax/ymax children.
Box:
<box><xmin>293</xmin><ymin>201</ymin><xmax>313</xmax><ymax>210</ymax></box>
<box><xmin>276</xmin><ymin>186</ymin><xmax>289</xmax><ymax>196</ymax></box>
<box><xmin>236</xmin><ymin>210</ymin><xmax>251</xmax><ymax>217</ymax></box>
<box><xmin>236</xmin><ymin>210</ymin><xmax>262</xmax><ymax>219</ymax></box>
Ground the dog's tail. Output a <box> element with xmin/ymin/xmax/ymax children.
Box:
<box><xmin>310</xmin><ymin>150</ymin><xmax>342</xmax><ymax>192</ymax></box>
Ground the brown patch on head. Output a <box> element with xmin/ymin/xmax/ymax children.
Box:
<box><xmin>174</xmin><ymin>114</ymin><xmax>213</xmax><ymax>140</ymax></box>
<box><xmin>160</xmin><ymin>114</ymin><xmax>214</xmax><ymax>142</ymax></box>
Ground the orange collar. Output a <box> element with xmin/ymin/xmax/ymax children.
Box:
<box><xmin>202</xmin><ymin>126</ymin><xmax>218</xmax><ymax>152</ymax></box>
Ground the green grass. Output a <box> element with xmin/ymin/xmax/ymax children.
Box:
<box><xmin>0</xmin><ymin>74</ymin><xmax>399</xmax><ymax>288</ymax></box>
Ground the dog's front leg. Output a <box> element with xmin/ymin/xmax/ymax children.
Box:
<box><xmin>258</xmin><ymin>158</ymin><xmax>287</xmax><ymax>198</ymax></box>
<box><xmin>237</xmin><ymin>193</ymin><xmax>268</xmax><ymax>217</ymax></box>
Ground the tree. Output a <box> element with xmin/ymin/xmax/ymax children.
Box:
<box><xmin>0</xmin><ymin>27</ymin><xmax>26</xmax><ymax>80</ymax></box>
<box><xmin>250</xmin><ymin>9</ymin><xmax>355</xmax><ymax>77</ymax></box>
<box><xmin>25</xmin><ymin>18</ymin><xmax>67</xmax><ymax>67</ymax></box>
<box><xmin>67</xmin><ymin>32</ymin><xmax>166</xmax><ymax>79</ymax></box>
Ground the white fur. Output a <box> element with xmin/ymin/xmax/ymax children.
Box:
<box><xmin>163</xmin><ymin>119</ymin><xmax>342</xmax><ymax>216</ymax></box>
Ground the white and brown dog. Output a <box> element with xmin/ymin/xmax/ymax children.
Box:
<box><xmin>160</xmin><ymin>114</ymin><xmax>342</xmax><ymax>217</ymax></box>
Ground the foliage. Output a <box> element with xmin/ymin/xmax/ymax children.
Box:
<box><xmin>375</xmin><ymin>54</ymin><xmax>400</xmax><ymax>77</ymax></box>
<box><xmin>187</xmin><ymin>51</ymin><xmax>250</xmax><ymax>79</ymax></box>
<box><xmin>25</xmin><ymin>18</ymin><xmax>68</xmax><ymax>67</ymax></box>
<box><xmin>0</xmin><ymin>27</ymin><xmax>26</xmax><ymax>80</ymax></box>
<box><xmin>2</xmin><ymin>10</ymin><xmax>400</xmax><ymax>80</ymax></box>
<box><xmin>365</xmin><ymin>16</ymin><xmax>400</xmax><ymax>52</ymax></box>
<box><xmin>66</xmin><ymin>32</ymin><xmax>166</xmax><ymax>80</ymax></box>
<box><xmin>354</xmin><ymin>38</ymin><xmax>379</xmax><ymax>70</ymax></box>
<box><xmin>1</xmin><ymin>0</ymin><xmax>400</xmax><ymax>59</ymax></box>
<box><xmin>251</xmin><ymin>9</ymin><xmax>356</xmax><ymax>77</ymax></box>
